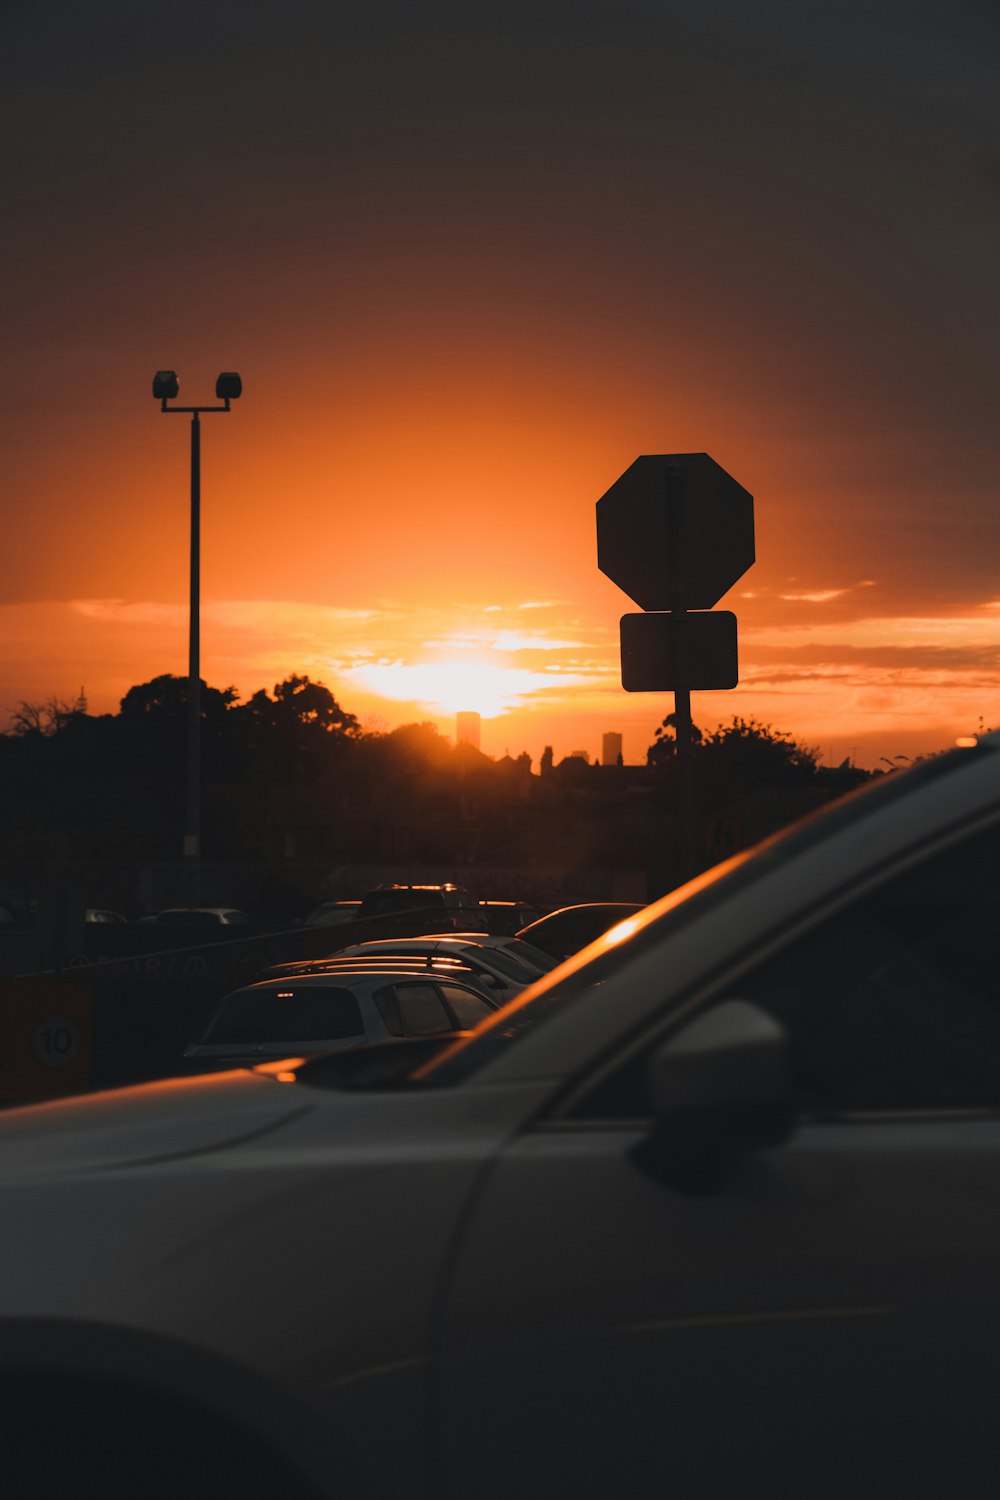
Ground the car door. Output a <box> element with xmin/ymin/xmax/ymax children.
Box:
<box><xmin>437</xmin><ymin>814</ymin><xmax>1000</xmax><ymax>1499</ymax></box>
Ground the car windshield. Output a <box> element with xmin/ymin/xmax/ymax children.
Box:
<box><xmin>464</xmin><ymin>945</ymin><xmax>540</xmax><ymax>981</ymax></box>
<box><xmin>500</xmin><ymin>939</ymin><xmax>561</xmax><ymax>973</ymax></box>
<box><xmin>411</xmin><ymin>746</ymin><xmax>981</xmax><ymax>1085</ymax></box>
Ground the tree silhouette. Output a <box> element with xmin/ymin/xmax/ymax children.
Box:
<box><xmin>9</xmin><ymin>696</ymin><xmax>76</xmax><ymax>736</ymax></box>
<box><xmin>120</xmin><ymin>674</ymin><xmax>238</xmax><ymax>724</ymax></box>
<box><xmin>244</xmin><ymin>674</ymin><xmax>360</xmax><ymax>738</ymax></box>
<box><xmin>647</xmin><ymin>713</ymin><xmax>816</xmax><ymax>787</ymax></box>
<box><xmin>647</xmin><ymin>712</ymin><xmax>703</xmax><ymax>768</ymax></box>
<box><xmin>700</xmin><ymin>716</ymin><xmax>818</xmax><ymax>788</ymax></box>
<box><xmin>235</xmin><ymin>675</ymin><xmax>361</xmax><ymax>787</ymax></box>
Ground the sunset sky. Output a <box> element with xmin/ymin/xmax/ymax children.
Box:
<box><xmin>3</xmin><ymin>1</ymin><xmax>999</xmax><ymax>768</ymax></box>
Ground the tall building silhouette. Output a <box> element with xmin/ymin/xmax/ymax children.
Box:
<box><xmin>602</xmin><ymin>731</ymin><xmax>623</xmax><ymax>766</ymax></box>
<box><xmin>456</xmin><ymin>711</ymin><xmax>481</xmax><ymax>751</ymax></box>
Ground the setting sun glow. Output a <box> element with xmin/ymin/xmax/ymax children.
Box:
<box><xmin>346</xmin><ymin>656</ymin><xmax>580</xmax><ymax>720</ymax></box>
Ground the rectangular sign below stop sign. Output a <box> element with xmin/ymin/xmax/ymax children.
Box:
<box><xmin>620</xmin><ymin>611</ymin><xmax>738</xmax><ymax>692</ymax></box>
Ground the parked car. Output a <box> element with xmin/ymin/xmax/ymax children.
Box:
<box><xmin>183</xmin><ymin>968</ymin><xmax>500</xmax><ymax>1064</ymax></box>
<box><xmin>515</xmin><ymin>901</ymin><xmax>646</xmax><ymax>959</ymax></box>
<box><xmin>5</xmin><ymin>738</ymin><xmax>1000</xmax><ymax>1495</ymax></box>
<box><xmin>354</xmin><ymin>882</ymin><xmax>487</xmax><ymax>934</ymax></box>
<box><xmin>478</xmin><ymin>899</ymin><xmax>548</xmax><ymax>935</ymax></box>
<box><xmin>265</xmin><ymin>935</ymin><xmax>557</xmax><ymax>1002</ymax></box>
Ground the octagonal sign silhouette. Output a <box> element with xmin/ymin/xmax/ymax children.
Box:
<box><xmin>597</xmin><ymin>453</ymin><xmax>754</xmax><ymax>610</ymax></box>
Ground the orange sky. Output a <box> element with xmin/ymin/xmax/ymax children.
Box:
<box><xmin>3</xmin><ymin>2</ymin><xmax>999</xmax><ymax>769</ymax></box>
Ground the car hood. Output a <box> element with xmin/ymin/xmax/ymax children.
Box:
<box><xmin>0</xmin><ymin>1068</ymin><xmax>313</xmax><ymax>1177</ymax></box>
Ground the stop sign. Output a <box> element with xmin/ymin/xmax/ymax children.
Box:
<box><xmin>596</xmin><ymin>453</ymin><xmax>754</xmax><ymax>610</ymax></box>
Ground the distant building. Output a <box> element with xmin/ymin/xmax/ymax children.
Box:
<box><xmin>602</xmin><ymin>732</ymin><xmax>623</xmax><ymax>767</ymax></box>
<box><xmin>569</xmin><ymin>749</ymin><xmax>590</xmax><ymax>764</ymax></box>
<box><xmin>456</xmin><ymin>711</ymin><xmax>481</xmax><ymax>751</ymax></box>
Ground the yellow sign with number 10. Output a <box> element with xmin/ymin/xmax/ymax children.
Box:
<box><xmin>0</xmin><ymin>984</ymin><xmax>92</xmax><ymax>1102</ymax></box>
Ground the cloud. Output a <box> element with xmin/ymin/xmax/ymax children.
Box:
<box><xmin>72</xmin><ymin>599</ymin><xmax>186</xmax><ymax>625</ymax></box>
<box><xmin>744</xmin><ymin>612</ymin><xmax>1000</xmax><ymax>651</ymax></box>
<box><xmin>748</xmin><ymin>641</ymin><xmax>1000</xmax><ymax>673</ymax></box>
<box><xmin>70</xmin><ymin>598</ymin><xmax>388</xmax><ymax>630</ymax></box>
<box><xmin>490</xmin><ymin>630</ymin><xmax>586</xmax><ymax>652</ymax></box>
<box><xmin>778</xmin><ymin>589</ymin><xmax>848</xmax><ymax>603</ymax></box>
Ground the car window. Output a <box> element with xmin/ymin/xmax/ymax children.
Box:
<box><xmin>204</xmin><ymin>986</ymin><xmax>365</xmax><ymax>1044</ymax></box>
<box><xmin>304</xmin><ymin>903</ymin><xmax>360</xmax><ymax>927</ymax></box>
<box><xmin>579</xmin><ymin>814</ymin><xmax>1000</xmax><ymax>1118</ymax></box>
<box><xmin>359</xmin><ymin>890</ymin><xmax>445</xmax><ymax>917</ymax></box>
<box><xmin>378</xmin><ymin>982</ymin><xmax>454</xmax><ymax>1036</ymax></box>
<box><xmin>744</xmin><ymin>819</ymin><xmax>1000</xmax><ymax>1112</ymax></box>
<box><xmin>439</xmin><ymin>985</ymin><xmax>495</xmax><ymax>1028</ymax></box>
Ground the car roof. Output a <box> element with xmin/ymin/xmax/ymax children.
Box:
<box><xmin>237</xmin><ymin>966</ymin><xmax>497</xmax><ymax>993</ymax></box>
<box><xmin>276</xmin><ymin>952</ymin><xmax>480</xmax><ymax>969</ymax></box>
<box><xmin>343</xmin><ymin>933</ymin><xmax>539</xmax><ymax>951</ymax></box>
<box><xmin>368</xmin><ymin>882</ymin><xmax>465</xmax><ymax>892</ymax></box>
<box><xmin>338</xmin><ymin>935</ymin><xmax>479</xmax><ymax>950</ymax></box>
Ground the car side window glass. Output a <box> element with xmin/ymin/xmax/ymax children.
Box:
<box><xmin>576</xmin><ymin>819</ymin><xmax>1000</xmax><ymax>1119</ymax></box>
<box><xmin>374</xmin><ymin>986</ymin><xmax>403</xmax><ymax>1036</ymax></box>
<box><xmin>439</xmin><ymin>985</ymin><xmax>494</xmax><ymax>1027</ymax></box>
<box><xmin>477</xmin><ymin>948</ymin><xmax>532</xmax><ymax>981</ymax></box>
<box><xmin>743</xmin><ymin>824</ymin><xmax>1000</xmax><ymax>1112</ymax></box>
<box><xmin>392</xmin><ymin>983</ymin><xmax>455</xmax><ymax>1036</ymax></box>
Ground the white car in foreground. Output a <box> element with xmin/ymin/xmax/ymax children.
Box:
<box><xmin>3</xmin><ymin>737</ymin><xmax>1000</xmax><ymax>1498</ymax></box>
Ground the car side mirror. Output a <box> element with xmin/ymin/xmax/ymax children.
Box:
<box><xmin>631</xmin><ymin>1000</ymin><xmax>792</xmax><ymax>1195</ymax></box>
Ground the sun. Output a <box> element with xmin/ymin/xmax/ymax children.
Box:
<box><xmin>347</xmin><ymin>656</ymin><xmax>558</xmax><ymax>719</ymax></box>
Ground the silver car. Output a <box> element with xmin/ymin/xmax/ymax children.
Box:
<box><xmin>3</xmin><ymin>736</ymin><xmax>1000</xmax><ymax>1497</ymax></box>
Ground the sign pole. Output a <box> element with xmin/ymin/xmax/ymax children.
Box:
<box><xmin>666</xmin><ymin>464</ymin><xmax>698</xmax><ymax>880</ymax></box>
<box><xmin>596</xmin><ymin>450</ymin><xmax>755</xmax><ymax>887</ymax></box>
<box><xmin>185</xmin><ymin>410</ymin><xmax>201</xmax><ymax>905</ymax></box>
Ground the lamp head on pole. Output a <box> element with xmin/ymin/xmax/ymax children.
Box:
<box><xmin>215</xmin><ymin>372</ymin><xmax>242</xmax><ymax>400</ymax></box>
<box><xmin>152</xmin><ymin>370</ymin><xmax>179</xmax><ymax>400</ymax></box>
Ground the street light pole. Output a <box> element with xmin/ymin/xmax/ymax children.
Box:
<box><xmin>187</xmin><ymin>410</ymin><xmax>201</xmax><ymax>881</ymax></box>
<box><xmin>152</xmin><ymin>371</ymin><xmax>242</xmax><ymax>903</ymax></box>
